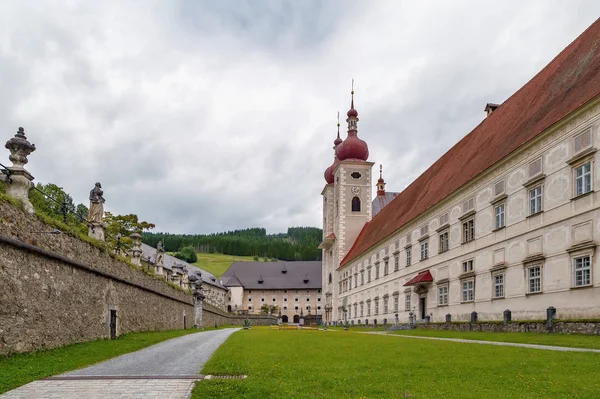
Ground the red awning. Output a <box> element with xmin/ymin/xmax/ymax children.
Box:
<box><xmin>403</xmin><ymin>270</ymin><xmax>434</xmax><ymax>286</ymax></box>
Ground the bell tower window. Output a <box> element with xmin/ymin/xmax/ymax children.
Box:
<box><xmin>352</xmin><ymin>197</ymin><xmax>361</xmax><ymax>212</ymax></box>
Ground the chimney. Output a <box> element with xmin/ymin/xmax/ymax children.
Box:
<box><xmin>484</xmin><ymin>103</ymin><xmax>500</xmax><ymax>117</ymax></box>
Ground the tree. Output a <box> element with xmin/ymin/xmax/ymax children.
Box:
<box><xmin>269</xmin><ymin>305</ymin><xmax>279</xmax><ymax>315</ymax></box>
<box><xmin>174</xmin><ymin>246</ymin><xmax>198</xmax><ymax>263</ymax></box>
<box><xmin>104</xmin><ymin>212</ymin><xmax>155</xmax><ymax>252</ymax></box>
<box><xmin>260</xmin><ymin>304</ymin><xmax>270</xmax><ymax>315</ymax></box>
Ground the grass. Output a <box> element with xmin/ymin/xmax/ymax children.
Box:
<box><xmin>192</xmin><ymin>327</ymin><xmax>600</xmax><ymax>399</ymax></box>
<box><xmin>390</xmin><ymin>328</ymin><xmax>600</xmax><ymax>349</ymax></box>
<box><xmin>0</xmin><ymin>329</ymin><xmax>200</xmax><ymax>394</ymax></box>
<box><xmin>193</xmin><ymin>252</ymin><xmax>256</xmax><ymax>277</ymax></box>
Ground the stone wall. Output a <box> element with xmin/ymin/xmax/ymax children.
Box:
<box><xmin>202</xmin><ymin>302</ymin><xmax>276</xmax><ymax>327</ymax></box>
<box><xmin>415</xmin><ymin>321</ymin><xmax>600</xmax><ymax>335</ymax></box>
<box><xmin>0</xmin><ymin>199</ymin><xmax>194</xmax><ymax>356</ymax></box>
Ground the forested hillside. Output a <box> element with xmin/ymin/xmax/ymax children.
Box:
<box><xmin>143</xmin><ymin>227</ymin><xmax>322</xmax><ymax>261</ymax></box>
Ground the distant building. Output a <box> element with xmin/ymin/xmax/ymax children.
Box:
<box><xmin>321</xmin><ymin>19</ymin><xmax>600</xmax><ymax>324</ymax></box>
<box><xmin>140</xmin><ymin>243</ymin><xmax>229</xmax><ymax>310</ymax></box>
<box><xmin>222</xmin><ymin>261</ymin><xmax>322</xmax><ymax>322</ymax></box>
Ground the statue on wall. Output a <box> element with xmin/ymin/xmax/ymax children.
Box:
<box><xmin>155</xmin><ymin>240</ymin><xmax>164</xmax><ymax>266</ymax></box>
<box><xmin>88</xmin><ymin>182</ymin><xmax>105</xmax><ymax>224</ymax></box>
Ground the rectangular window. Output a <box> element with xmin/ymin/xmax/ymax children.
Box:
<box><xmin>306</xmin><ymin>296</ymin><xmax>310</xmax><ymax>302</ymax></box>
<box><xmin>406</xmin><ymin>247</ymin><xmax>412</xmax><ymax>266</ymax></box>
<box><xmin>574</xmin><ymin>130</ymin><xmax>592</xmax><ymax>153</ymax></box>
<box><xmin>461</xmin><ymin>280</ymin><xmax>474</xmax><ymax>302</ymax></box>
<box><xmin>361</xmin><ymin>271</ymin><xmax>364</xmax><ymax>285</ymax></box>
<box><xmin>438</xmin><ymin>285</ymin><xmax>448</xmax><ymax>305</ymax></box>
<box><xmin>272</xmin><ymin>297</ymin><xmax>276</xmax><ymax>302</ymax></box>
<box><xmin>462</xmin><ymin>259</ymin><xmax>474</xmax><ymax>273</ymax></box>
<box><xmin>404</xmin><ymin>294</ymin><xmax>411</xmax><ymax>311</ymax></box>
<box><xmin>529</xmin><ymin>186</ymin><xmax>543</xmax><ymax>214</ymax></box>
<box><xmin>394</xmin><ymin>296</ymin><xmax>399</xmax><ymax>312</ymax></box>
<box><xmin>317</xmin><ymin>296</ymin><xmax>321</xmax><ymax>302</ymax></box>
<box><xmin>283</xmin><ymin>296</ymin><xmax>287</xmax><ymax>302</ymax></box>
<box><xmin>375</xmin><ymin>264</ymin><xmax>380</xmax><ymax>279</ymax></box>
<box><xmin>420</xmin><ymin>225</ymin><xmax>428</xmax><ymax>236</ymax></box>
<box><xmin>494</xmin><ymin>180</ymin><xmax>505</xmax><ymax>197</ymax></box>
<box><xmin>493</xmin><ymin>274</ymin><xmax>505</xmax><ymax>298</ymax></box>
<box><xmin>462</xmin><ymin>198</ymin><xmax>474</xmax><ymax>213</ymax></box>
<box><xmin>574</xmin><ymin>255</ymin><xmax>591</xmax><ymax>287</ymax></box>
<box><xmin>528</xmin><ymin>158</ymin><xmax>542</xmax><ymax>178</ymax></box>
<box><xmin>248</xmin><ymin>296</ymin><xmax>252</xmax><ymax>302</ymax></box>
<box><xmin>354</xmin><ymin>304</ymin><xmax>357</xmax><ymax>317</ymax></box>
<box><xmin>439</xmin><ymin>213</ymin><xmax>449</xmax><ymax>226</ymax></box>
<box><xmin>295</xmin><ymin>296</ymin><xmax>299</xmax><ymax>302</ymax></box>
<box><xmin>349</xmin><ymin>276</ymin><xmax>352</xmax><ymax>289</ymax></box>
<box><xmin>394</xmin><ymin>254</ymin><xmax>399</xmax><ymax>271</ymax></box>
<box><xmin>367</xmin><ymin>302</ymin><xmax>371</xmax><ymax>316</ymax></box>
<box><xmin>420</xmin><ymin>240</ymin><xmax>429</xmax><ymax>260</ymax></box>
<box><xmin>575</xmin><ymin>162</ymin><xmax>592</xmax><ymax>196</ymax></box>
<box><xmin>462</xmin><ymin>219</ymin><xmax>475</xmax><ymax>242</ymax></box>
<box><xmin>527</xmin><ymin>266</ymin><xmax>542</xmax><ymax>293</ymax></box>
<box><xmin>360</xmin><ymin>303</ymin><xmax>364</xmax><ymax>317</ymax></box>
<box><xmin>367</xmin><ymin>268</ymin><xmax>372</xmax><ymax>283</ymax></box>
<box><xmin>439</xmin><ymin>231</ymin><xmax>449</xmax><ymax>253</ymax></box>
<box><xmin>354</xmin><ymin>275</ymin><xmax>358</xmax><ymax>288</ymax></box>
<box><xmin>383</xmin><ymin>299</ymin><xmax>388</xmax><ymax>314</ymax></box>
<box><xmin>374</xmin><ymin>300</ymin><xmax>379</xmax><ymax>315</ymax></box>
<box><xmin>495</xmin><ymin>204</ymin><xmax>505</xmax><ymax>229</ymax></box>
<box><xmin>384</xmin><ymin>260</ymin><xmax>389</xmax><ymax>275</ymax></box>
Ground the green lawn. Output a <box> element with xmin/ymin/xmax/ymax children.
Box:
<box><xmin>192</xmin><ymin>328</ymin><xmax>600</xmax><ymax>399</ymax></box>
<box><xmin>193</xmin><ymin>253</ymin><xmax>256</xmax><ymax>277</ymax></box>
<box><xmin>390</xmin><ymin>328</ymin><xmax>600</xmax><ymax>349</ymax></box>
<box><xmin>0</xmin><ymin>329</ymin><xmax>200</xmax><ymax>394</ymax></box>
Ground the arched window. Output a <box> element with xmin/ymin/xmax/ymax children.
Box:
<box><xmin>328</xmin><ymin>273</ymin><xmax>332</xmax><ymax>284</ymax></box>
<box><xmin>352</xmin><ymin>196</ymin><xmax>361</xmax><ymax>212</ymax></box>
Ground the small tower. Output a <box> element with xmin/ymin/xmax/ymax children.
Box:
<box><xmin>376</xmin><ymin>164</ymin><xmax>386</xmax><ymax>196</ymax></box>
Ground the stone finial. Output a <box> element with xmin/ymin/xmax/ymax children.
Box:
<box><xmin>87</xmin><ymin>182</ymin><xmax>105</xmax><ymax>241</ymax></box>
<box><xmin>154</xmin><ymin>241</ymin><xmax>164</xmax><ymax>276</ymax></box>
<box><xmin>4</xmin><ymin>127</ymin><xmax>36</xmax><ymax>213</ymax></box>
<box><xmin>5</xmin><ymin>127</ymin><xmax>36</xmax><ymax>169</ymax></box>
<box><xmin>130</xmin><ymin>232</ymin><xmax>142</xmax><ymax>266</ymax></box>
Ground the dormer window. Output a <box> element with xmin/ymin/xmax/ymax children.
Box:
<box><xmin>258</xmin><ymin>275</ymin><xmax>264</xmax><ymax>284</ymax></box>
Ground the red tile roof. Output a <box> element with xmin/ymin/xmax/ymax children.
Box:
<box><xmin>403</xmin><ymin>270</ymin><xmax>434</xmax><ymax>286</ymax></box>
<box><xmin>340</xmin><ymin>18</ymin><xmax>600</xmax><ymax>268</ymax></box>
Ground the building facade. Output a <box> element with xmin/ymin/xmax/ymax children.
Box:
<box><xmin>321</xmin><ymin>19</ymin><xmax>600</xmax><ymax>324</ymax></box>
<box><xmin>222</xmin><ymin>261</ymin><xmax>322</xmax><ymax>322</ymax></box>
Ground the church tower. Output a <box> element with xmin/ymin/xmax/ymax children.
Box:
<box><xmin>320</xmin><ymin>85</ymin><xmax>374</xmax><ymax>323</ymax></box>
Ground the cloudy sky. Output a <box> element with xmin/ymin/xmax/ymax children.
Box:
<box><xmin>1</xmin><ymin>1</ymin><xmax>599</xmax><ymax>234</ymax></box>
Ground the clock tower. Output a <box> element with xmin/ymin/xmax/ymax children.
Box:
<box><xmin>320</xmin><ymin>85</ymin><xmax>373</xmax><ymax>323</ymax></box>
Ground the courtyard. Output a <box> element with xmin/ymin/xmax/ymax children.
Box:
<box><xmin>192</xmin><ymin>328</ymin><xmax>600</xmax><ymax>399</ymax></box>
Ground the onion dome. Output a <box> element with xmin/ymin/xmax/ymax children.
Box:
<box><xmin>324</xmin><ymin>113</ymin><xmax>343</xmax><ymax>184</ymax></box>
<box><xmin>336</xmin><ymin>85</ymin><xmax>369</xmax><ymax>161</ymax></box>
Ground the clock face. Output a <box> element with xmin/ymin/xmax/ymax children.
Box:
<box><xmin>351</xmin><ymin>186</ymin><xmax>361</xmax><ymax>195</ymax></box>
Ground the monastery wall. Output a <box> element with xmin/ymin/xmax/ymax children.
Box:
<box><xmin>0</xmin><ymin>198</ymin><xmax>194</xmax><ymax>356</ymax></box>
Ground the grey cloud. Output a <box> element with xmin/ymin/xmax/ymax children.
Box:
<box><xmin>1</xmin><ymin>1</ymin><xmax>599</xmax><ymax>235</ymax></box>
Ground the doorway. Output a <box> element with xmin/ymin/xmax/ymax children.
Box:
<box><xmin>109</xmin><ymin>309</ymin><xmax>117</xmax><ymax>339</ymax></box>
<box><xmin>282</xmin><ymin>315</ymin><xmax>288</xmax><ymax>323</ymax></box>
<box><xmin>419</xmin><ymin>296</ymin><xmax>426</xmax><ymax>320</ymax></box>
<box><xmin>293</xmin><ymin>314</ymin><xmax>300</xmax><ymax>324</ymax></box>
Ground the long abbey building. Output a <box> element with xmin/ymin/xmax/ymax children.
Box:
<box><xmin>320</xmin><ymin>18</ymin><xmax>600</xmax><ymax>324</ymax></box>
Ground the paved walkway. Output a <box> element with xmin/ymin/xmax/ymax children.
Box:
<box><xmin>363</xmin><ymin>332</ymin><xmax>600</xmax><ymax>353</ymax></box>
<box><xmin>1</xmin><ymin>328</ymin><xmax>239</xmax><ymax>399</ymax></box>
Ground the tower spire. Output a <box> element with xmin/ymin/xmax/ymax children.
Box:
<box><xmin>346</xmin><ymin>79</ymin><xmax>358</xmax><ymax>128</ymax></box>
<box><xmin>377</xmin><ymin>164</ymin><xmax>386</xmax><ymax>196</ymax></box>
<box><xmin>334</xmin><ymin>111</ymin><xmax>342</xmax><ymax>146</ymax></box>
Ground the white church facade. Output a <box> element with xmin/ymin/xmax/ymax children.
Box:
<box><xmin>320</xmin><ymin>19</ymin><xmax>600</xmax><ymax>324</ymax></box>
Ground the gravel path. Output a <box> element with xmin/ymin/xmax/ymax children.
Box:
<box><xmin>363</xmin><ymin>332</ymin><xmax>600</xmax><ymax>353</ymax></box>
<box><xmin>62</xmin><ymin>327</ymin><xmax>240</xmax><ymax>376</ymax></box>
